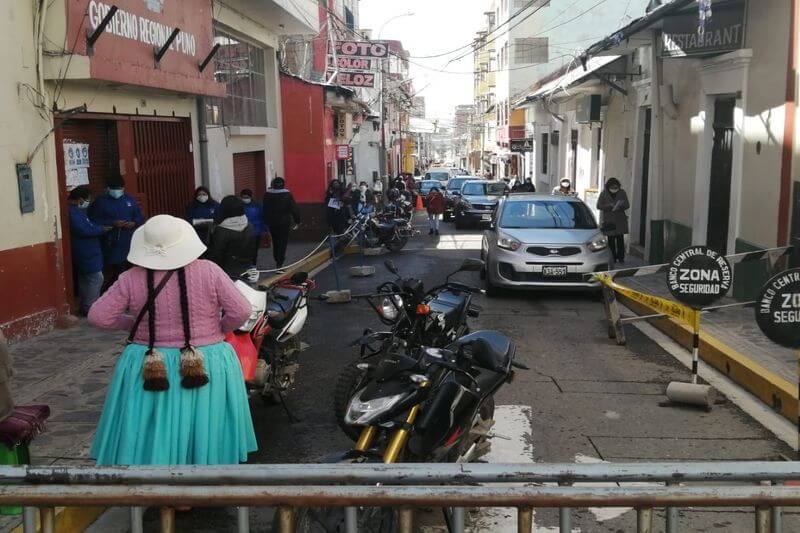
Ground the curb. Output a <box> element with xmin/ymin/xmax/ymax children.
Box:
<box><xmin>10</xmin><ymin>506</ymin><xmax>105</xmax><ymax>533</ymax></box>
<box><xmin>618</xmin><ymin>294</ymin><xmax>798</xmax><ymax>424</ymax></box>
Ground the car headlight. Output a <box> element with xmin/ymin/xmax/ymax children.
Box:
<box><xmin>587</xmin><ymin>236</ymin><xmax>609</xmax><ymax>252</ymax></box>
<box><xmin>377</xmin><ymin>295</ymin><xmax>403</xmax><ymax>322</ymax></box>
<box><xmin>497</xmin><ymin>232</ymin><xmax>522</xmax><ymax>251</ymax></box>
<box><xmin>344</xmin><ymin>391</ymin><xmax>409</xmax><ymax>425</ymax></box>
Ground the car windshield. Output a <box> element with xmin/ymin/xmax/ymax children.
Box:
<box><xmin>419</xmin><ymin>181</ymin><xmax>441</xmax><ymax>192</ymax></box>
<box><xmin>500</xmin><ymin>200</ymin><xmax>598</xmax><ymax>229</ymax></box>
<box><xmin>447</xmin><ymin>178</ymin><xmax>471</xmax><ymax>191</ymax></box>
<box><xmin>462</xmin><ymin>182</ymin><xmax>506</xmax><ymax>196</ymax></box>
<box><xmin>426</xmin><ymin>172</ymin><xmax>450</xmax><ymax>181</ymax></box>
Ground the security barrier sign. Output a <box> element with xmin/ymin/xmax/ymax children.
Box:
<box><xmin>667</xmin><ymin>246</ymin><xmax>732</xmax><ymax>308</ymax></box>
<box><xmin>755</xmin><ymin>268</ymin><xmax>800</xmax><ymax>349</ymax></box>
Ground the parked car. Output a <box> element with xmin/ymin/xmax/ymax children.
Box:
<box><xmin>481</xmin><ymin>194</ymin><xmax>613</xmax><ymax>296</ymax></box>
<box><xmin>453</xmin><ymin>180</ymin><xmax>508</xmax><ymax>229</ymax></box>
<box><xmin>443</xmin><ymin>176</ymin><xmax>483</xmax><ymax>221</ymax></box>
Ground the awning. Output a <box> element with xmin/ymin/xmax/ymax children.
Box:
<box><xmin>517</xmin><ymin>55</ymin><xmax>621</xmax><ymax>105</ymax></box>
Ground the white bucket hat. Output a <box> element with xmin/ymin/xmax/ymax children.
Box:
<box><xmin>128</xmin><ymin>215</ymin><xmax>207</xmax><ymax>271</ymax></box>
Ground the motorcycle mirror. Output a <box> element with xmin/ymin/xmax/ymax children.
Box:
<box><xmin>459</xmin><ymin>258</ymin><xmax>485</xmax><ymax>272</ymax></box>
<box><xmin>384</xmin><ymin>260</ymin><xmax>399</xmax><ymax>275</ymax></box>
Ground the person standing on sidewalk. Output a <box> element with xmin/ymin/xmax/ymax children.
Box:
<box><xmin>325</xmin><ymin>180</ymin><xmax>348</xmax><ymax>235</ymax></box>
<box><xmin>185</xmin><ymin>186</ymin><xmax>219</xmax><ymax>246</ymax></box>
<box><xmin>240</xmin><ymin>188</ymin><xmax>267</xmax><ymax>247</ymax></box>
<box><xmin>68</xmin><ymin>186</ymin><xmax>111</xmax><ymax>315</ymax></box>
<box><xmin>596</xmin><ymin>177</ymin><xmax>630</xmax><ymax>264</ymax></box>
<box><xmin>426</xmin><ymin>186</ymin><xmax>444</xmax><ymax>236</ymax></box>
<box><xmin>262</xmin><ymin>177</ymin><xmax>300</xmax><ymax>269</ymax></box>
<box><xmin>88</xmin><ymin>215</ymin><xmax>256</xmax><ymax>465</ymax></box>
<box><xmin>206</xmin><ymin>196</ymin><xmax>259</xmax><ymax>279</ymax></box>
<box><xmin>89</xmin><ymin>175</ymin><xmax>144</xmax><ymax>290</ymax></box>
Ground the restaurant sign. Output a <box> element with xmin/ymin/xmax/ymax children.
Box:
<box><xmin>662</xmin><ymin>0</ymin><xmax>746</xmax><ymax>58</ymax></box>
<box><xmin>67</xmin><ymin>0</ymin><xmax>223</xmax><ymax>96</ymax></box>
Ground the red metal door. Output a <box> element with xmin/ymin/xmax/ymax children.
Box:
<box><xmin>133</xmin><ymin>119</ymin><xmax>195</xmax><ymax>217</ymax></box>
<box><xmin>233</xmin><ymin>151</ymin><xmax>266</xmax><ymax>198</ymax></box>
<box><xmin>59</xmin><ymin>119</ymin><xmax>119</xmax><ymax>196</ymax></box>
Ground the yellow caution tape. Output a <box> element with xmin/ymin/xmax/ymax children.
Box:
<box><xmin>595</xmin><ymin>274</ymin><xmax>701</xmax><ymax>331</ymax></box>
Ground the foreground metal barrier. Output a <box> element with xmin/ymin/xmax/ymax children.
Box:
<box><xmin>1</xmin><ymin>462</ymin><xmax>798</xmax><ymax>532</ymax></box>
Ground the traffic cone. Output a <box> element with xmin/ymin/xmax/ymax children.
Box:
<box><xmin>415</xmin><ymin>194</ymin><xmax>424</xmax><ymax>211</ymax></box>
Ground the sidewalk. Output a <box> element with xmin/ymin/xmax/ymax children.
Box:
<box><xmin>611</xmin><ymin>256</ymin><xmax>797</xmax><ymax>423</ymax></box>
<box><xmin>0</xmin><ymin>239</ymin><xmax>324</xmax><ymax>533</ymax></box>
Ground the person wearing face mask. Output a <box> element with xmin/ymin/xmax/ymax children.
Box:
<box><xmin>185</xmin><ymin>186</ymin><xmax>219</xmax><ymax>246</ymax></box>
<box><xmin>240</xmin><ymin>189</ymin><xmax>266</xmax><ymax>246</ymax></box>
<box><xmin>597</xmin><ymin>177</ymin><xmax>630</xmax><ymax>263</ymax></box>
<box><xmin>356</xmin><ymin>181</ymin><xmax>375</xmax><ymax>215</ymax></box>
<box><xmin>68</xmin><ymin>186</ymin><xmax>112</xmax><ymax>314</ymax></box>
<box><xmin>552</xmin><ymin>178</ymin><xmax>576</xmax><ymax>196</ymax></box>
<box><xmin>89</xmin><ymin>175</ymin><xmax>144</xmax><ymax>290</ymax></box>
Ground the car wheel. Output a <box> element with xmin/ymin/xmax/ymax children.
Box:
<box><xmin>454</xmin><ymin>213</ymin><xmax>465</xmax><ymax>230</ymax></box>
<box><xmin>484</xmin><ymin>260</ymin><xmax>498</xmax><ymax>297</ymax></box>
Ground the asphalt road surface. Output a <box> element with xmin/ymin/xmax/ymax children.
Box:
<box><xmin>137</xmin><ymin>215</ymin><xmax>796</xmax><ymax>532</ymax></box>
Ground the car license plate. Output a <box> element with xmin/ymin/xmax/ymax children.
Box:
<box><xmin>481</xmin><ymin>214</ymin><xmax>492</xmax><ymax>221</ymax></box>
<box><xmin>542</xmin><ymin>265</ymin><xmax>568</xmax><ymax>277</ymax></box>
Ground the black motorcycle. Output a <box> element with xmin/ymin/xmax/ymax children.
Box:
<box><xmin>354</xmin><ymin>209</ymin><xmax>414</xmax><ymax>252</ymax></box>
<box><xmin>285</xmin><ymin>331</ymin><xmax>525</xmax><ymax>532</ymax></box>
<box><xmin>333</xmin><ymin>259</ymin><xmax>483</xmax><ymax>440</ymax></box>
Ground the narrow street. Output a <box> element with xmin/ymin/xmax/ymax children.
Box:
<box><xmin>236</xmin><ymin>216</ymin><xmax>795</xmax><ymax>532</ymax></box>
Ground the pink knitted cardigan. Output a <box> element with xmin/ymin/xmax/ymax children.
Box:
<box><xmin>88</xmin><ymin>260</ymin><xmax>251</xmax><ymax>348</ymax></box>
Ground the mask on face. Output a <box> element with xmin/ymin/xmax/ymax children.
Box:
<box><xmin>360</xmin><ymin>185</ymin><xmax>367</xmax><ymax>192</ymax></box>
<box><xmin>609</xmin><ymin>187</ymin><xmax>620</xmax><ymax>194</ymax></box>
<box><xmin>79</xmin><ymin>199</ymin><xmax>90</xmax><ymax>209</ymax></box>
<box><xmin>109</xmin><ymin>189</ymin><xmax>124</xmax><ymax>199</ymax></box>
<box><xmin>242</xmin><ymin>197</ymin><xmax>252</xmax><ymax>204</ymax></box>
<box><xmin>197</xmin><ymin>194</ymin><xmax>209</xmax><ymax>203</ymax></box>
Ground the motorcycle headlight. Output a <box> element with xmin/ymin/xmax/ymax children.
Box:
<box><xmin>497</xmin><ymin>232</ymin><xmax>522</xmax><ymax>251</ymax></box>
<box><xmin>377</xmin><ymin>295</ymin><xmax>403</xmax><ymax>322</ymax></box>
<box><xmin>587</xmin><ymin>236</ymin><xmax>609</xmax><ymax>252</ymax></box>
<box><xmin>344</xmin><ymin>391</ymin><xmax>409</xmax><ymax>425</ymax></box>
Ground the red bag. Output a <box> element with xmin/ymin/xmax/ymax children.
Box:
<box><xmin>225</xmin><ymin>332</ymin><xmax>258</xmax><ymax>382</ymax></box>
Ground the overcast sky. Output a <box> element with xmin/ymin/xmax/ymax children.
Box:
<box><xmin>359</xmin><ymin>0</ymin><xmax>486</xmax><ymax>123</ymax></box>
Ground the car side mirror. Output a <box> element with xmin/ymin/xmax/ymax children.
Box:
<box><xmin>459</xmin><ymin>258</ymin><xmax>485</xmax><ymax>272</ymax></box>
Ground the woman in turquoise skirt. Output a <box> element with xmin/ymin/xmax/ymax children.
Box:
<box><xmin>88</xmin><ymin>215</ymin><xmax>257</xmax><ymax>465</ymax></box>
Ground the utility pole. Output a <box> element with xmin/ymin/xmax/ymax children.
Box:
<box><xmin>379</xmin><ymin>58</ymin><xmax>387</xmax><ymax>177</ymax></box>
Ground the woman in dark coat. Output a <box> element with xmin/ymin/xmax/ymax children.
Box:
<box><xmin>185</xmin><ymin>186</ymin><xmax>219</xmax><ymax>245</ymax></box>
<box><xmin>596</xmin><ymin>177</ymin><xmax>630</xmax><ymax>263</ymax></box>
<box><xmin>325</xmin><ymin>180</ymin><xmax>348</xmax><ymax>235</ymax></box>
<box><xmin>206</xmin><ymin>196</ymin><xmax>258</xmax><ymax>278</ymax></box>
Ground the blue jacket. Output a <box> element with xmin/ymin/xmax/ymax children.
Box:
<box><xmin>88</xmin><ymin>193</ymin><xmax>144</xmax><ymax>266</ymax></box>
<box><xmin>69</xmin><ymin>205</ymin><xmax>106</xmax><ymax>274</ymax></box>
<box><xmin>185</xmin><ymin>200</ymin><xmax>219</xmax><ymax>244</ymax></box>
<box><xmin>244</xmin><ymin>203</ymin><xmax>266</xmax><ymax>235</ymax></box>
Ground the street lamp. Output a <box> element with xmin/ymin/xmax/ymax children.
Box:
<box><xmin>377</xmin><ymin>11</ymin><xmax>415</xmax><ymax>38</ymax></box>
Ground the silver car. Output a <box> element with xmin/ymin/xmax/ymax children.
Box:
<box><xmin>481</xmin><ymin>194</ymin><xmax>613</xmax><ymax>295</ymax></box>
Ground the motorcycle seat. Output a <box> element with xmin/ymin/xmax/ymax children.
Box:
<box><xmin>451</xmin><ymin>330</ymin><xmax>515</xmax><ymax>373</ymax></box>
<box><xmin>267</xmin><ymin>287</ymin><xmax>303</xmax><ymax>326</ymax></box>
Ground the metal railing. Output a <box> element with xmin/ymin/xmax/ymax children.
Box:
<box><xmin>2</xmin><ymin>462</ymin><xmax>799</xmax><ymax>532</ymax></box>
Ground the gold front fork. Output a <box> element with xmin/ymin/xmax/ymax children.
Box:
<box><xmin>355</xmin><ymin>426</ymin><xmax>377</xmax><ymax>451</ymax></box>
<box><xmin>382</xmin><ymin>404</ymin><xmax>422</xmax><ymax>464</ymax></box>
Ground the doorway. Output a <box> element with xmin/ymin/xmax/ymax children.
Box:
<box><xmin>706</xmin><ymin>96</ymin><xmax>736</xmax><ymax>255</ymax></box>
<box><xmin>638</xmin><ymin>108</ymin><xmax>652</xmax><ymax>246</ymax></box>
<box><xmin>233</xmin><ymin>151</ymin><xmax>267</xmax><ymax>198</ymax></box>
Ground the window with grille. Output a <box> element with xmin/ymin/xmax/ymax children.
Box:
<box><xmin>206</xmin><ymin>28</ymin><xmax>269</xmax><ymax>127</ymax></box>
<box><xmin>514</xmin><ymin>37</ymin><xmax>548</xmax><ymax>65</ymax></box>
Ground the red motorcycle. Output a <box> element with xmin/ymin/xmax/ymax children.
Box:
<box><xmin>226</xmin><ymin>272</ymin><xmax>315</xmax><ymax>404</ymax></box>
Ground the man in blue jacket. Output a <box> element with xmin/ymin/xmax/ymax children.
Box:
<box><xmin>68</xmin><ymin>186</ymin><xmax>110</xmax><ymax>314</ymax></box>
<box><xmin>88</xmin><ymin>174</ymin><xmax>144</xmax><ymax>288</ymax></box>
<box><xmin>240</xmin><ymin>188</ymin><xmax>266</xmax><ymax>243</ymax></box>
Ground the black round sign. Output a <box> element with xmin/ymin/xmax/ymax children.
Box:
<box><xmin>755</xmin><ymin>268</ymin><xmax>800</xmax><ymax>349</ymax></box>
<box><xmin>667</xmin><ymin>246</ymin><xmax>732</xmax><ymax>308</ymax></box>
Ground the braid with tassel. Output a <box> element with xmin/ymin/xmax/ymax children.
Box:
<box><xmin>178</xmin><ymin>268</ymin><xmax>209</xmax><ymax>388</ymax></box>
<box><xmin>142</xmin><ymin>270</ymin><xmax>169</xmax><ymax>391</ymax></box>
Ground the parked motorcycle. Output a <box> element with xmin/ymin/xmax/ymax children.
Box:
<box><xmin>354</xmin><ymin>209</ymin><xmax>415</xmax><ymax>252</ymax></box>
<box><xmin>333</xmin><ymin>258</ymin><xmax>484</xmax><ymax>440</ymax></box>
<box><xmin>226</xmin><ymin>271</ymin><xmax>314</xmax><ymax>405</ymax></box>
<box><xmin>285</xmin><ymin>330</ymin><xmax>525</xmax><ymax>532</ymax></box>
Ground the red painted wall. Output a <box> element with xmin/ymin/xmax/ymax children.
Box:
<box><xmin>281</xmin><ymin>74</ymin><xmax>328</xmax><ymax>203</ymax></box>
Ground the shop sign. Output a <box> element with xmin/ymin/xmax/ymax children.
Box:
<box><xmin>755</xmin><ymin>269</ymin><xmax>800</xmax><ymax>349</ymax></box>
<box><xmin>327</xmin><ymin>56</ymin><xmax>374</xmax><ymax>71</ymax></box>
<box><xmin>327</xmin><ymin>71</ymin><xmax>376</xmax><ymax>88</ymax></box>
<box><xmin>335</xmin><ymin>40</ymin><xmax>389</xmax><ymax>58</ymax></box>
<box><xmin>666</xmin><ymin>246</ymin><xmax>732</xmax><ymax>308</ymax></box>
<box><xmin>661</xmin><ymin>0</ymin><xmax>746</xmax><ymax>58</ymax></box>
<box><xmin>67</xmin><ymin>0</ymin><xmax>222</xmax><ymax>96</ymax></box>
<box><xmin>335</xmin><ymin>145</ymin><xmax>350</xmax><ymax>160</ymax></box>
<box><xmin>510</xmin><ymin>138</ymin><xmax>533</xmax><ymax>153</ymax></box>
